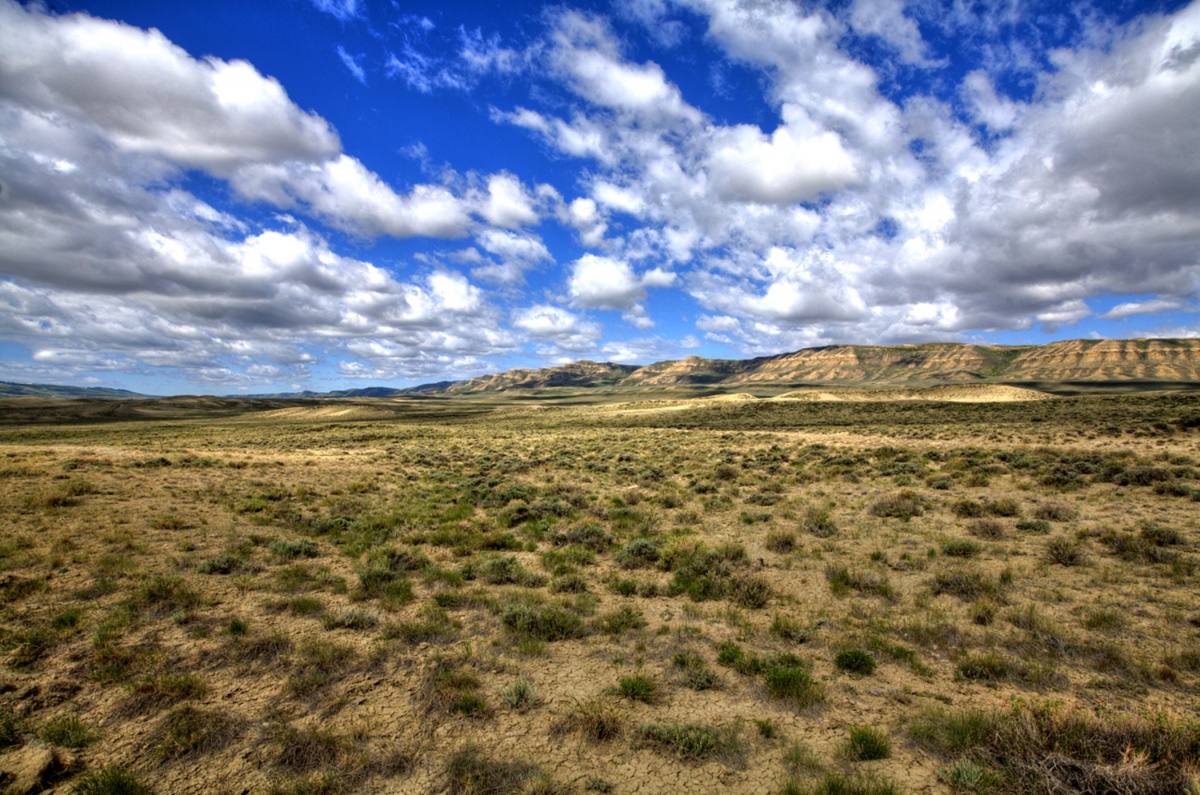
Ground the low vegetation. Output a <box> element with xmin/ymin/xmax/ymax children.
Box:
<box><xmin>0</xmin><ymin>390</ymin><xmax>1197</xmax><ymax>793</ymax></box>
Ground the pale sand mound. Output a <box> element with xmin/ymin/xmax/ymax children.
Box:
<box><xmin>256</xmin><ymin>405</ymin><xmax>397</xmax><ymax>421</ymax></box>
<box><xmin>771</xmin><ymin>390</ymin><xmax>868</xmax><ymax>402</ymax></box>
<box><xmin>604</xmin><ymin>401</ymin><xmax>699</xmax><ymax>414</ymax></box>
<box><xmin>772</xmin><ymin>384</ymin><xmax>1051</xmax><ymax>402</ymax></box>
<box><xmin>601</xmin><ymin>395</ymin><xmax>757</xmax><ymax>415</ymax></box>
<box><xmin>920</xmin><ymin>384</ymin><xmax>1053</xmax><ymax>402</ymax></box>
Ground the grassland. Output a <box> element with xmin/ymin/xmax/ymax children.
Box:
<box><xmin>0</xmin><ymin>392</ymin><xmax>1198</xmax><ymax>794</ymax></box>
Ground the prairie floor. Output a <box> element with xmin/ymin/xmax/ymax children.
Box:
<box><xmin>1</xmin><ymin>392</ymin><xmax>1199</xmax><ymax>794</ymax></box>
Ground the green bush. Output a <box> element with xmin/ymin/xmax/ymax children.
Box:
<box><xmin>843</xmin><ymin>725</ymin><xmax>891</xmax><ymax>761</ymax></box>
<box><xmin>618</xmin><ymin>674</ymin><xmax>659</xmax><ymax>703</ymax></box>
<box><xmin>951</xmin><ymin>499</ymin><xmax>985</xmax><ymax>518</ymax></box>
<box><xmin>1083</xmin><ymin>608</ymin><xmax>1126</xmax><ymax>632</ymax></box>
<box><xmin>1140</xmin><ymin>522</ymin><xmax>1183</xmax><ymax>546</ymax></box>
<box><xmin>455</xmin><ymin>692</ymin><xmax>490</xmax><ymax>717</ymax></box>
<box><xmin>764</xmin><ymin>659</ymin><xmax>825</xmax><ymax>709</ymax></box>
<box><xmin>540</xmin><ymin>546</ymin><xmax>595</xmax><ymax>575</ymax></box>
<box><xmin>153</xmin><ymin>704</ymin><xmax>242</xmax><ymax>759</ymax></box>
<box><xmin>595</xmin><ymin>605</ymin><xmax>646</xmax><ymax>636</ymax></box>
<box><xmin>1033</xmin><ymin>503</ymin><xmax>1078</xmax><ymax>522</ymax></box>
<box><xmin>912</xmin><ymin>700</ymin><xmax>1200</xmax><ymax>795</ymax></box>
<box><xmin>0</xmin><ymin>707</ymin><xmax>26</xmax><ymax>749</ymax></box>
<box><xmin>137</xmin><ymin>575</ymin><xmax>202</xmax><ymax>615</ymax></box>
<box><xmin>559</xmin><ymin>697</ymin><xmax>625</xmax><ymax>743</ymax></box>
<box><xmin>939</xmin><ymin>758</ymin><xmax>1000</xmax><ymax>791</ymax></box>
<box><xmin>803</xmin><ymin>509</ymin><xmax>838</xmax><ymax>538</ymax></box>
<box><xmin>984</xmin><ymin>498</ymin><xmax>1021</xmax><ymax>517</ymax></box>
<box><xmin>288</xmin><ymin>596</ymin><xmax>325</xmax><ymax>616</ymax></box>
<box><xmin>930</xmin><ymin>569</ymin><xmax>996</xmax><ymax>601</ymax></box>
<box><xmin>474</xmin><ymin>556</ymin><xmax>543</xmax><ymax>586</ymax></box>
<box><xmin>956</xmin><ymin>651</ymin><xmax>1009</xmax><ymax>681</ymax></box>
<box><xmin>870</xmin><ymin>491</ymin><xmax>924</xmax><ymax>520</ymax></box>
<box><xmin>834</xmin><ymin>649</ymin><xmax>877</xmax><ymax>676</ymax></box>
<box><xmin>266</xmin><ymin>720</ymin><xmax>349</xmax><ymax>773</ymax></box>
<box><xmin>765</xmin><ymin>529</ymin><xmax>797</xmax><ymax>552</ymax></box>
<box><xmin>197</xmin><ymin>553</ymin><xmax>249</xmax><ymax>575</ymax></box>
<box><xmin>322</xmin><ymin>607</ymin><xmax>379</xmax><ymax>630</ymax></box>
<box><xmin>716</xmin><ymin>641</ymin><xmax>764</xmax><ymax>675</ymax></box>
<box><xmin>668</xmin><ymin>571</ymin><xmax>725</xmax><ymax>602</ymax></box>
<box><xmin>1016</xmin><ymin>518</ymin><xmax>1051</xmax><ymax>533</ymax></box>
<box><xmin>123</xmin><ymin>673</ymin><xmax>207</xmax><ymax>714</ymax></box>
<box><xmin>940</xmin><ymin>539</ymin><xmax>982</xmax><ymax>558</ymax></box>
<box><xmin>770</xmin><ymin>614</ymin><xmax>811</xmax><ymax>643</ymax></box>
<box><xmin>635</xmin><ymin>722</ymin><xmax>741</xmax><ymax>761</ymax></box>
<box><xmin>500</xmin><ymin>677</ymin><xmax>539</xmax><ymax>711</ymax></box>
<box><xmin>72</xmin><ymin>766</ymin><xmax>150</xmax><ymax>795</ymax></box>
<box><xmin>614</xmin><ymin>538</ymin><xmax>660</xmax><ymax>569</ymax></box>
<box><xmin>783</xmin><ymin>740</ymin><xmax>822</xmax><ymax>774</ymax></box>
<box><xmin>729</xmin><ymin>575</ymin><xmax>772</xmax><ymax>609</ymax></box>
<box><xmin>826</xmin><ymin>564</ymin><xmax>895</xmax><ymax>601</ymax></box>
<box><xmin>1045</xmin><ymin>536</ymin><xmax>1086</xmax><ymax>566</ymax></box>
<box><xmin>354</xmin><ymin>564</ymin><xmax>415</xmax><ymax>606</ymax></box>
<box><xmin>672</xmin><ymin>652</ymin><xmax>721</xmax><ymax>690</ymax></box>
<box><xmin>39</xmin><ymin>714</ymin><xmax>93</xmax><ymax>748</ymax></box>
<box><xmin>784</xmin><ymin>772</ymin><xmax>902</xmax><ymax>795</ymax></box>
<box><xmin>969</xmin><ymin>519</ymin><xmax>1006</xmax><ymax>540</ymax></box>
<box><xmin>269</xmin><ymin>538</ymin><xmax>319</xmax><ymax>560</ymax></box>
<box><xmin>907</xmin><ymin>705</ymin><xmax>998</xmax><ymax>755</ymax></box>
<box><xmin>549</xmin><ymin>573</ymin><xmax>590</xmax><ymax>594</ymax></box>
<box><xmin>501</xmin><ymin>605</ymin><xmax>585</xmax><ymax>642</ymax></box>
<box><xmin>441</xmin><ymin>745</ymin><xmax>536</xmax><ymax>794</ymax></box>
<box><xmin>607</xmin><ymin>577</ymin><xmax>638</xmax><ymax>597</ymax></box>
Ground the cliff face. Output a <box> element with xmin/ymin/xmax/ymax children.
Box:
<box><xmin>725</xmin><ymin>344</ymin><xmax>1001</xmax><ymax>384</ymax></box>
<box><xmin>1003</xmin><ymin>339</ymin><xmax>1200</xmax><ymax>381</ymax></box>
<box><xmin>437</xmin><ymin>339</ymin><xmax>1200</xmax><ymax>394</ymax></box>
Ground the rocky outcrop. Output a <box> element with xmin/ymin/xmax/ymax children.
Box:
<box><xmin>725</xmin><ymin>343</ymin><xmax>1000</xmax><ymax>384</ymax></box>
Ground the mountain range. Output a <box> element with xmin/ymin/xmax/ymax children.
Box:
<box><xmin>436</xmin><ymin>338</ymin><xmax>1200</xmax><ymax>394</ymax></box>
<box><xmin>0</xmin><ymin>382</ymin><xmax>148</xmax><ymax>399</ymax></box>
<box><xmin>7</xmin><ymin>338</ymin><xmax>1200</xmax><ymax>400</ymax></box>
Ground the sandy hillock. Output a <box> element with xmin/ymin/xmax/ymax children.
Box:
<box><xmin>255</xmin><ymin>405</ymin><xmax>401</xmax><ymax>421</ymax></box>
<box><xmin>918</xmin><ymin>384</ymin><xmax>1053</xmax><ymax>401</ymax></box>
<box><xmin>771</xmin><ymin>384</ymin><xmax>1051</xmax><ymax>402</ymax></box>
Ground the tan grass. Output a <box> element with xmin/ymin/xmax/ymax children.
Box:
<box><xmin>0</xmin><ymin>393</ymin><xmax>1196</xmax><ymax>792</ymax></box>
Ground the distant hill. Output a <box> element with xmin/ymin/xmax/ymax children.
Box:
<box><xmin>0</xmin><ymin>381</ymin><xmax>149</xmax><ymax>399</ymax></box>
<box><xmin>442</xmin><ymin>361</ymin><xmax>639</xmax><ymax>394</ymax></box>
<box><xmin>245</xmin><ymin>382</ymin><xmax>456</xmax><ymax>399</ymax></box>
<box><xmin>433</xmin><ymin>338</ymin><xmax>1200</xmax><ymax>394</ymax></box>
<box><xmin>12</xmin><ymin>339</ymin><xmax>1200</xmax><ymax>401</ymax></box>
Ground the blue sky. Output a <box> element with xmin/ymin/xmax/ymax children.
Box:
<box><xmin>1</xmin><ymin>0</ymin><xmax>1198</xmax><ymax>394</ymax></box>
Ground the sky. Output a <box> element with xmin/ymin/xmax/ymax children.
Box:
<box><xmin>1</xmin><ymin>0</ymin><xmax>1199</xmax><ymax>395</ymax></box>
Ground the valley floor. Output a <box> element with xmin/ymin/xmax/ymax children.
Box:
<box><xmin>1</xmin><ymin>393</ymin><xmax>1198</xmax><ymax>794</ymax></box>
